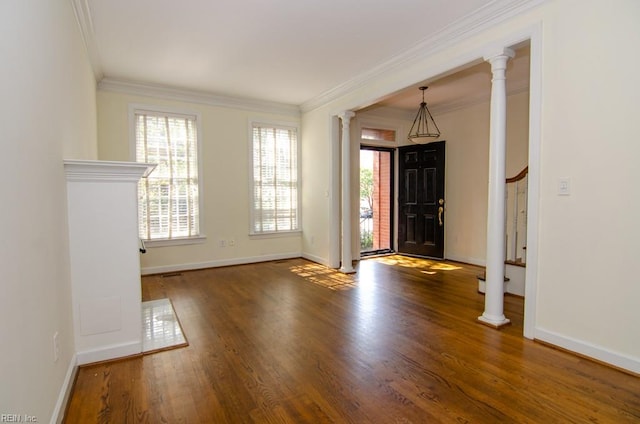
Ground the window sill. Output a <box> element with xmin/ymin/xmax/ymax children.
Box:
<box><xmin>143</xmin><ymin>235</ymin><xmax>207</xmax><ymax>248</ymax></box>
<box><xmin>249</xmin><ymin>230</ymin><xmax>302</xmax><ymax>240</ymax></box>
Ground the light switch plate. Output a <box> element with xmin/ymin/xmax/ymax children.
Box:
<box><xmin>558</xmin><ymin>178</ymin><xmax>571</xmax><ymax>196</ymax></box>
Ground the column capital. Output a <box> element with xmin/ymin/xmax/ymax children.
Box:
<box><xmin>483</xmin><ymin>47</ymin><xmax>515</xmax><ymax>64</ymax></box>
<box><xmin>338</xmin><ymin>110</ymin><xmax>356</xmax><ymax>122</ymax></box>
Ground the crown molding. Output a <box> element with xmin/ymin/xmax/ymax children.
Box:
<box><xmin>98</xmin><ymin>78</ymin><xmax>301</xmax><ymax>117</ymax></box>
<box><xmin>300</xmin><ymin>0</ymin><xmax>546</xmax><ymax>113</ymax></box>
<box><xmin>70</xmin><ymin>0</ymin><xmax>103</xmax><ymax>80</ymax></box>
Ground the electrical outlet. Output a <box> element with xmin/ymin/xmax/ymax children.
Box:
<box><xmin>228</xmin><ymin>238</ymin><xmax>235</xmax><ymax>247</ymax></box>
<box><xmin>219</xmin><ymin>239</ymin><xmax>226</xmax><ymax>248</ymax></box>
<box><xmin>53</xmin><ymin>332</ymin><xmax>60</xmax><ymax>363</ymax></box>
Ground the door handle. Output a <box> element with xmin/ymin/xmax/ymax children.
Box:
<box><xmin>438</xmin><ymin>198</ymin><xmax>444</xmax><ymax>226</ymax></box>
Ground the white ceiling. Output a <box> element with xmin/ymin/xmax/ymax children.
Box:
<box><xmin>84</xmin><ymin>0</ymin><xmax>531</xmax><ymax>111</ymax></box>
<box><xmin>364</xmin><ymin>45</ymin><xmax>530</xmax><ymax>116</ymax></box>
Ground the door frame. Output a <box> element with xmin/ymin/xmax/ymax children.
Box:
<box><xmin>359</xmin><ymin>145</ymin><xmax>395</xmax><ymax>257</ymax></box>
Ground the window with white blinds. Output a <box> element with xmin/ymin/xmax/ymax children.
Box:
<box><xmin>251</xmin><ymin>122</ymin><xmax>300</xmax><ymax>234</ymax></box>
<box><xmin>134</xmin><ymin>109</ymin><xmax>201</xmax><ymax>241</ymax></box>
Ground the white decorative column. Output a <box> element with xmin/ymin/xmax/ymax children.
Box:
<box><xmin>478</xmin><ymin>48</ymin><xmax>514</xmax><ymax>328</ymax></box>
<box><xmin>329</xmin><ymin>116</ymin><xmax>341</xmax><ymax>269</ymax></box>
<box><xmin>338</xmin><ymin>111</ymin><xmax>356</xmax><ymax>273</ymax></box>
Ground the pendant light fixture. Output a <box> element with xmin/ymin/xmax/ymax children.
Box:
<box><xmin>407</xmin><ymin>86</ymin><xmax>440</xmax><ymax>144</ymax></box>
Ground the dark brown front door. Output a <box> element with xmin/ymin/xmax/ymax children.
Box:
<box><xmin>398</xmin><ymin>141</ymin><xmax>445</xmax><ymax>258</ymax></box>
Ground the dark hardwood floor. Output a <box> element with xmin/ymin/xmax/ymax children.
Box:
<box><xmin>64</xmin><ymin>256</ymin><xmax>640</xmax><ymax>423</ymax></box>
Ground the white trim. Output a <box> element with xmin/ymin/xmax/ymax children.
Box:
<box><xmin>101</xmin><ymin>78</ymin><xmax>300</xmax><ymax>117</ymax></box>
<box><xmin>523</xmin><ymin>23</ymin><xmax>543</xmax><ymax>340</ymax></box>
<box><xmin>69</xmin><ymin>0</ymin><xmax>103</xmax><ymax>80</ymax></box>
<box><xmin>445</xmin><ymin>254</ymin><xmax>486</xmax><ymax>267</ymax></box>
<box><xmin>302</xmin><ymin>252</ymin><xmax>330</xmax><ymax>268</ymax></box>
<box><xmin>64</xmin><ymin>160</ymin><xmax>155</xmax><ymax>182</ymax></box>
<box><xmin>249</xmin><ymin>230</ymin><xmax>302</xmax><ymax>240</ymax></box>
<box><xmin>301</xmin><ymin>0</ymin><xmax>547</xmax><ymax>112</ymax></box>
<box><xmin>49</xmin><ymin>354</ymin><xmax>78</xmax><ymax>424</ymax></box>
<box><xmin>76</xmin><ymin>340</ymin><xmax>142</xmax><ymax>365</ymax></box>
<box><xmin>140</xmin><ymin>252</ymin><xmax>301</xmax><ymax>275</ymax></box>
<box><xmin>535</xmin><ymin>328</ymin><xmax>640</xmax><ymax>375</ymax></box>
<box><xmin>328</xmin><ymin>115</ymin><xmax>341</xmax><ymax>269</ymax></box>
<box><xmin>143</xmin><ymin>235</ymin><xmax>207</xmax><ymax>248</ymax></box>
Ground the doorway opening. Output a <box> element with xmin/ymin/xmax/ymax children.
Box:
<box><xmin>359</xmin><ymin>147</ymin><xmax>394</xmax><ymax>256</ymax></box>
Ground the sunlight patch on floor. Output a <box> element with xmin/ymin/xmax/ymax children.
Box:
<box><xmin>373</xmin><ymin>254</ymin><xmax>462</xmax><ymax>273</ymax></box>
<box><xmin>289</xmin><ymin>263</ymin><xmax>357</xmax><ymax>291</ymax></box>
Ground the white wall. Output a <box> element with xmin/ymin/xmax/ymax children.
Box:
<box><xmin>300</xmin><ymin>110</ymin><xmax>335</xmax><ymax>265</ymax></box>
<box><xmin>534</xmin><ymin>0</ymin><xmax>640</xmax><ymax>369</ymax></box>
<box><xmin>0</xmin><ymin>0</ymin><xmax>97</xmax><ymax>421</ymax></box>
<box><xmin>437</xmin><ymin>101</ymin><xmax>491</xmax><ymax>265</ymax></box>
<box><xmin>439</xmin><ymin>90</ymin><xmax>529</xmax><ymax>265</ymax></box>
<box><xmin>301</xmin><ymin>0</ymin><xmax>640</xmax><ymax>372</ymax></box>
<box><xmin>97</xmin><ymin>90</ymin><xmax>302</xmax><ymax>274</ymax></box>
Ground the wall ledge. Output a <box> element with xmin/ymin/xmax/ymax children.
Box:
<box><xmin>64</xmin><ymin>159</ymin><xmax>155</xmax><ymax>182</ymax></box>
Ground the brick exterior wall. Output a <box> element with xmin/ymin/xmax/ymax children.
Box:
<box><xmin>372</xmin><ymin>151</ymin><xmax>391</xmax><ymax>250</ymax></box>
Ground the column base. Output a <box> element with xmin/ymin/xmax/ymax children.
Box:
<box><xmin>477</xmin><ymin>314</ymin><xmax>511</xmax><ymax>329</ymax></box>
<box><xmin>339</xmin><ymin>266</ymin><xmax>356</xmax><ymax>274</ymax></box>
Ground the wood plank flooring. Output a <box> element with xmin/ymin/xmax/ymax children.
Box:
<box><xmin>64</xmin><ymin>256</ymin><xmax>640</xmax><ymax>423</ymax></box>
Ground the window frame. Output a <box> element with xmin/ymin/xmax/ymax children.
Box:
<box><xmin>129</xmin><ymin>104</ymin><xmax>206</xmax><ymax>247</ymax></box>
<box><xmin>248</xmin><ymin>119</ymin><xmax>301</xmax><ymax>237</ymax></box>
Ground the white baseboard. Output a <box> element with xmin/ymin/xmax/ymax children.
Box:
<box><xmin>76</xmin><ymin>340</ymin><xmax>142</xmax><ymax>365</ymax></box>
<box><xmin>535</xmin><ymin>327</ymin><xmax>640</xmax><ymax>375</ymax></box>
<box><xmin>445</xmin><ymin>253</ymin><xmax>486</xmax><ymax>267</ymax></box>
<box><xmin>141</xmin><ymin>252</ymin><xmax>301</xmax><ymax>275</ymax></box>
<box><xmin>301</xmin><ymin>252</ymin><xmax>331</xmax><ymax>267</ymax></box>
<box><xmin>50</xmin><ymin>354</ymin><xmax>78</xmax><ymax>424</ymax></box>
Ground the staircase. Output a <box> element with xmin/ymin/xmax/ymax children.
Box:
<box><xmin>477</xmin><ymin>262</ymin><xmax>525</xmax><ymax>296</ymax></box>
<box><xmin>477</xmin><ymin>166</ymin><xmax>528</xmax><ymax>297</ymax></box>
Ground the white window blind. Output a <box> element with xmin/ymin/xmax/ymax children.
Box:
<box><xmin>251</xmin><ymin>123</ymin><xmax>299</xmax><ymax>234</ymax></box>
<box><xmin>135</xmin><ymin>111</ymin><xmax>200</xmax><ymax>241</ymax></box>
